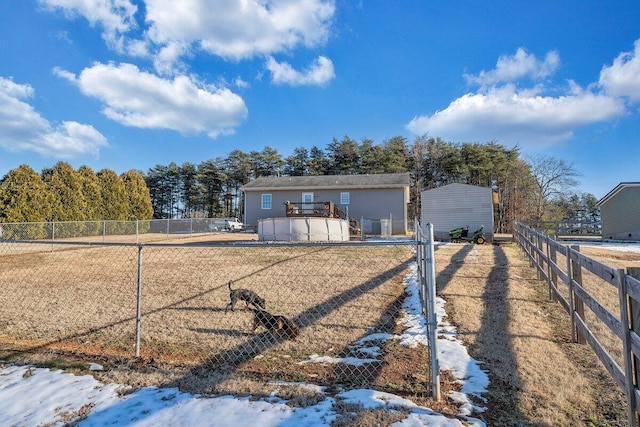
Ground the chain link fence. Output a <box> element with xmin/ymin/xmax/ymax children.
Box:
<box><xmin>0</xmin><ymin>233</ymin><xmax>438</xmax><ymax>395</ymax></box>
<box><xmin>0</xmin><ymin>218</ymin><xmax>242</xmax><ymax>243</ymax></box>
<box><xmin>0</xmin><ymin>218</ymin><xmax>414</xmax><ymax>243</ymax></box>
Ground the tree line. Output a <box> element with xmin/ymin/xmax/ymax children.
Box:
<box><xmin>0</xmin><ymin>135</ymin><xmax>599</xmax><ymax>234</ymax></box>
<box><xmin>0</xmin><ymin>162</ymin><xmax>153</xmax><ymax>234</ymax></box>
<box><xmin>140</xmin><ymin>135</ymin><xmax>599</xmax><ymax>233</ymax></box>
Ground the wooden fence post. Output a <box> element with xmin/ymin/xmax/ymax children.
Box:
<box><xmin>536</xmin><ymin>233</ymin><xmax>544</xmax><ymax>280</ymax></box>
<box><xmin>549</xmin><ymin>242</ymin><xmax>558</xmax><ymax>302</ymax></box>
<box><xmin>629</xmin><ymin>268</ymin><xmax>640</xmax><ymax>395</ymax></box>
<box><xmin>568</xmin><ymin>245</ymin><xmax>586</xmax><ymax>344</ymax></box>
<box><xmin>618</xmin><ymin>268</ymin><xmax>639</xmax><ymax>426</ymax></box>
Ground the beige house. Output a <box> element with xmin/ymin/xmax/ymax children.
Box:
<box><xmin>597</xmin><ymin>182</ymin><xmax>640</xmax><ymax>240</ymax></box>
<box><xmin>241</xmin><ymin>173</ymin><xmax>411</xmax><ymax>235</ymax></box>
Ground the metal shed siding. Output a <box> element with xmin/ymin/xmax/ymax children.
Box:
<box><xmin>421</xmin><ymin>184</ymin><xmax>494</xmax><ymax>241</ymax></box>
<box><xmin>600</xmin><ymin>186</ymin><xmax>640</xmax><ymax>239</ymax></box>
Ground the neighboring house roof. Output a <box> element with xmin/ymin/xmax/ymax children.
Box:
<box><xmin>241</xmin><ymin>173</ymin><xmax>411</xmax><ymax>191</ymax></box>
<box><xmin>596</xmin><ymin>182</ymin><xmax>640</xmax><ymax>207</ymax></box>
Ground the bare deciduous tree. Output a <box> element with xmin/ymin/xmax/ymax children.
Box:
<box><xmin>526</xmin><ymin>154</ymin><xmax>579</xmax><ymax>221</ymax></box>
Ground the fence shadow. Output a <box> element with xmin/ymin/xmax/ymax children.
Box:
<box><xmin>435</xmin><ymin>244</ymin><xmax>475</xmax><ymax>292</ymax></box>
<box><xmin>0</xmin><ymin>245</ymin><xmax>334</xmax><ymax>363</ymax></box>
<box><xmin>473</xmin><ymin>246</ymin><xmax>534</xmax><ymax>424</ymax></box>
<box><xmin>168</xmin><ymin>259</ymin><xmax>413</xmax><ymax>380</ymax></box>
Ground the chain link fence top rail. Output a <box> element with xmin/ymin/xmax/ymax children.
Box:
<box><xmin>0</xmin><ymin>218</ymin><xmax>414</xmax><ymax>244</ymax></box>
<box><xmin>0</xmin><ymin>238</ymin><xmax>432</xmax><ymax>392</ymax></box>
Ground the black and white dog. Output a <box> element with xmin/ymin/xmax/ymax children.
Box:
<box><xmin>224</xmin><ymin>281</ymin><xmax>266</xmax><ymax>313</ymax></box>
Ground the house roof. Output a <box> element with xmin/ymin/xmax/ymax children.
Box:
<box><xmin>241</xmin><ymin>173</ymin><xmax>410</xmax><ymax>192</ymax></box>
<box><xmin>596</xmin><ymin>182</ymin><xmax>640</xmax><ymax>207</ymax></box>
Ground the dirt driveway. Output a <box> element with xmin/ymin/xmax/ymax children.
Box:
<box><xmin>435</xmin><ymin>241</ymin><xmax>627</xmax><ymax>426</ymax></box>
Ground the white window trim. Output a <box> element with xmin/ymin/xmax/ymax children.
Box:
<box><xmin>340</xmin><ymin>192</ymin><xmax>350</xmax><ymax>205</ymax></box>
<box><xmin>261</xmin><ymin>193</ymin><xmax>272</xmax><ymax>209</ymax></box>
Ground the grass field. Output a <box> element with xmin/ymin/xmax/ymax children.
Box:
<box><xmin>1</xmin><ymin>235</ymin><xmax>634</xmax><ymax>424</ymax></box>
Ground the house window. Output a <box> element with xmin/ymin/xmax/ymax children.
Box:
<box><xmin>340</xmin><ymin>192</ymin><xmax>350</xmax><ymax>205</ymax></box>
<box><xmin>261</xmin><ymin>194</ymin><xmax>272</xmax><ymax>209</ymax></box>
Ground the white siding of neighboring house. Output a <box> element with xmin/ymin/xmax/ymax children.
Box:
<box><xmin>421</xmin><ymin>183</ymin><xmax>494</xmax><ymax>241</ymax></box>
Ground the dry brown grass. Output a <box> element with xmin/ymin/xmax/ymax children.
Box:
<box><xmin>436</xmin><ymin>242</ymin><xmax>627</xmax><ymax>426</ymax></box>
<box><xmin>0</xmin><ymin>235</ymin><xmax>632</xmax><ymax>425</ymax></box>
<box><xmin>1</xmin><ymin>237</ymin><xmax>450</xmax><ymax>407</ymax></box>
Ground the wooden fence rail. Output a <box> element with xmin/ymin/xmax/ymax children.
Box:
<box><xmin>514</xmin><ymin>222</ymin><xmax>640</xmax><ymax>426</ymax></box>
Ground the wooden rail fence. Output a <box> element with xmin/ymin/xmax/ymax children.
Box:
<box><xmin>515</xmin><ymin>221</ymin><xmax>640</xmax><ymax>426</ymax></box>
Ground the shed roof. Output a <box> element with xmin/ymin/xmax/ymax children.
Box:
<box><xmin>596</xmin><ymin>182</ymin><xmax>640</xmax><ymax>207</ymax></box>
<box><xmin>421</xmin><ymin>183</ymin><xmax>491</xmax><ymax>194</ymax></box>
<box><xmin>241</xmin><ymin>173</ymin><xmax>410</xmax><ymax>192</ymax></box>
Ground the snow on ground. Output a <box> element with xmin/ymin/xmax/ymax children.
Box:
<box><xmin>562</xmin><ymin>239</ymin><xmax>640</xmax><ymax>253</ymax></box>
<box><xmin>0</xmin><ymin>260</ymin><xmax>488</xmax><ymax>426</ymax></box>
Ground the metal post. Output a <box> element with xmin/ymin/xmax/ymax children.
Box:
<box><xmin>135</xmin><ymin>245</ymin><xmax>143</xmax><ymax>357</ymax></box>
<box><xmin>136</xmin><ymin>219</ymin><xmax>139</xmax><ymax>244</ymax></box>
<box><xmin>425</xmin><ymin>223</ymin><xmax>440</xmax><ymax>400</ymax></box>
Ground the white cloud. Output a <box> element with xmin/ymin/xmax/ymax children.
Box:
<box><xmin>40</xmin><ymin>0</ymin><xmax>337</xmax><ymax>79</ymax></box>
<box><xmin>599</xmin><ymin>39</ymin><xmax>640</xmax><ymax>102</ymax></box>
<box><xmin>0</xmin><ymin>77</ymin><xmax>108</xmax><ymax>157</ymax></box>
<box><xmin>464</xmin><ymin>48</ymin><xmax>560</xmax><ymax>87</ymax></box>
<box><xmin>38</xmin><ymin>0</ymin><xmax>138</xmax><ymax>52</ymax></box>
<box><xmin>266</xmin><ymin>56</ymin><xmax>335</xmax><ymax>86</ymax></box>
<box><xmin>55</xmin><ymin>63</ymin><xmax>248</xmax><ymax>138</ymax></box>
<box><xmin>406</xmin><ymin>83</ymin><xmax>625</xmax><ymax>148</ymax></box>
<box><xmin>234</xmin><ymin>77</ymin><xmax>250</xmax><ymax>89</ymax></box>
<box><xmin>144</xmin><ymin>0</ymin><xmax>335</xmax><ymax>61</ymax></box>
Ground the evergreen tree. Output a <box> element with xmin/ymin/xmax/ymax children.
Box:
<box><xmin>0</xmin><ymin>164</ymin><xmax>51</xmax><ymax>238</ymax></box>
<box><xmin>41</xmin><ymin>162</ymin><xmax>84</xmax><ymax>220</ymax></box>
<box><xmin>180</xmin><ymin>162</ymin><xmax>200</xmax><ymax>217</ymax></box>
<box><xmin>326</xmin><ymin>136</ymin><xmax>360</xmax><ymax>175</ymax></box>
<box><xmin>97</xmin><ymin>169</ymin><xmax>129</xmax><ymax>229</ymax></box>
<box><xmin>251</xmin><ymin>146</ymin><xmax>284</xmax><ymax>178</ymax></box>
<box><xmin>283</xmin><ymin>146</ymin><xmax>309</xmax><ymax>176</ymax></box>
<box><xmin>359</xmin><ymin>139</ymin><xmax>385</xmax><ymax>174</ymax></box>
<box><xmin>121</xmin><ymin>170</ymin><xmax>153</xmax><ymax>220</ymax></box>
<box><xmin>198</xmin><ymin>158</ymin><xmax>226</xmax><ymax>217</ymax></box>
<box><xmin>382</xmin><ymin>136</ymin><xmax>409</xmax><ymax>173</ymax></box>
<box><xmin>307</xmin><ymin>146</ymin><xmax>328</xmax><ymax>175</ymax></box>
<box><xmin>77</xmin><ymin>165</ymin><xmax>103</xmax><ymax>235</ymax></box>
<box><xmin>224</xmin><ymin>150</ymin><xmax>252</xmax><ymax>216</ymax></box>
<box><xmin>77</xmin><ymin>166</ymin><xmax>102</xmax><ymax>220</ymax></box>
<box><xmin>145</xmin><ymin>164</ymin><xmax>172</xmax><ymax>219</ymax></box>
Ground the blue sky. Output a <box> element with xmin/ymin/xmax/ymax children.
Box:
<box><xmin>1</xmin><ymin>1</ymin><xmax>639</xmax><ymax>199</ymax></box>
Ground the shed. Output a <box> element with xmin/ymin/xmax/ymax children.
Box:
<box><xmin>596</xmin><ymin>182</ymin><xmax>640</xmax><ymax>240</ymax></box>
<box><xmin>421</xmin><ymin>183</ymin><xmax>494</xmax><ymax>242</ymax></box>
<box><xmin>241</xmin><ymin>173</ymin><xmax>411</xmax><ymax>235</ymax></box>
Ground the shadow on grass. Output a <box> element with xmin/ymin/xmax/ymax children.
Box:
<box><xmin>2</xmin><ymin>242</ymin><xmax>429</xmax><ymax>426</ymax></box>
<box><xmin>431</xmin><ymin>243</ymin><xmax>551</xmax><ymax>425</ymax></box>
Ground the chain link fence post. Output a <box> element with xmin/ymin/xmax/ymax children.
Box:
<box><xmin>424</xmin><ymin>223</ymin><xmax>440</xmax><ymax>400</ymax></box>
<box><xmin>135</xmin><ymin>244</ymin><xmax>143</xmax><ymax>357</ymax></box>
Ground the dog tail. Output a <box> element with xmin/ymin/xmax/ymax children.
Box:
<box><xmin>228</xmin><ymin>280</ymin><xmax>233</xmax><ymax>291</ymax></box>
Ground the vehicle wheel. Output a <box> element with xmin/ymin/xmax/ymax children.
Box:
<box><xmin>475</xmin><ymin>236</ymin><xmax>486</xmax><ymax>245</ymax></box>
